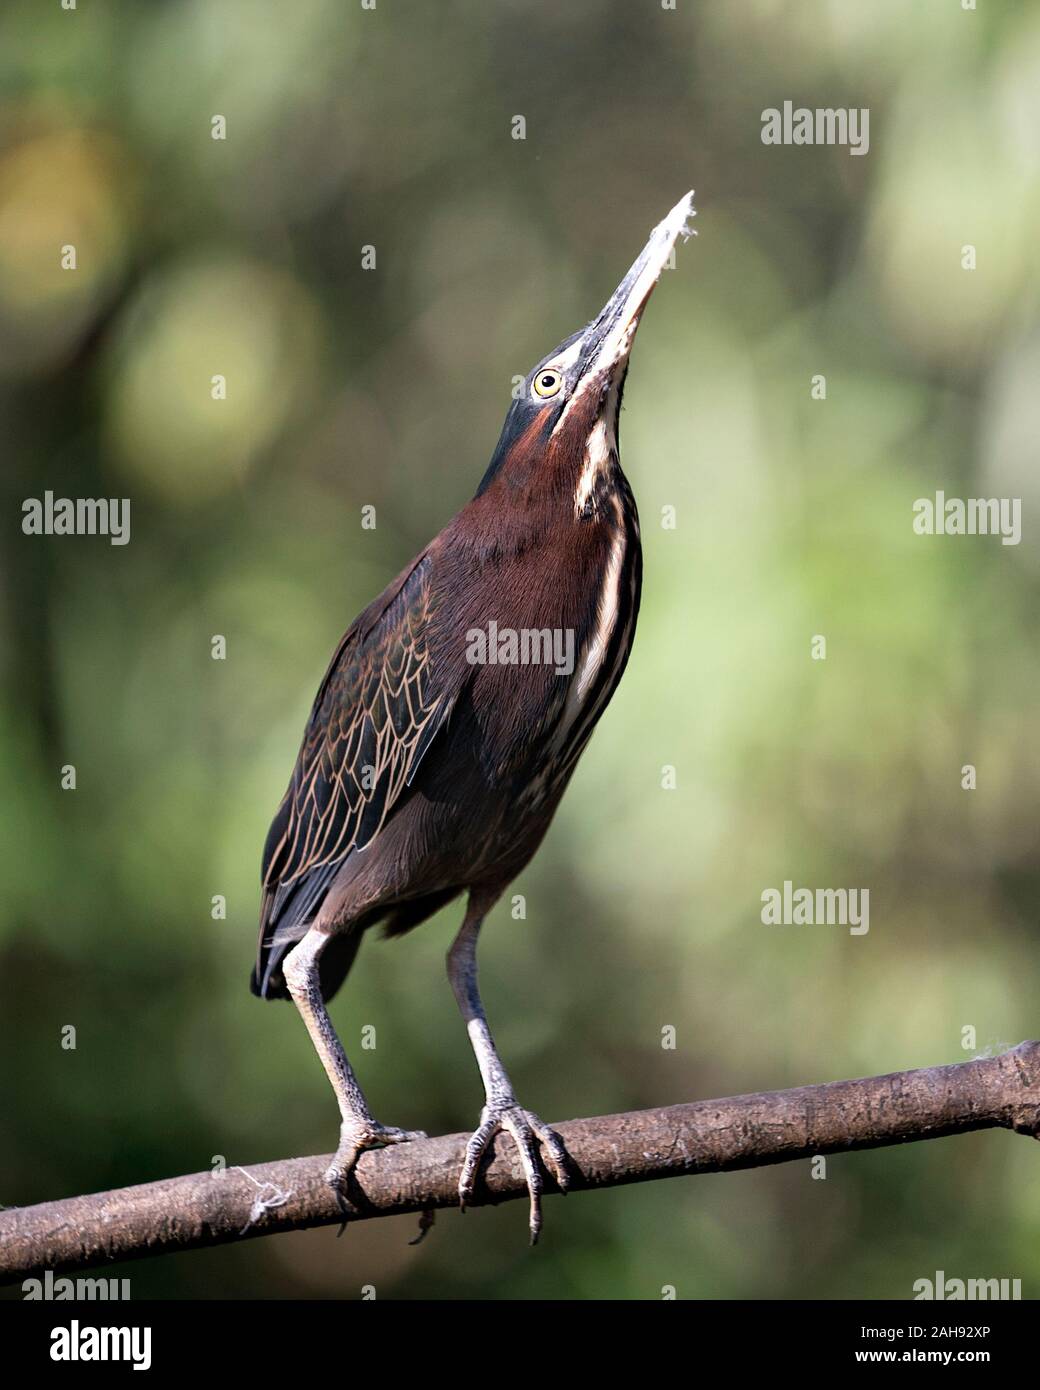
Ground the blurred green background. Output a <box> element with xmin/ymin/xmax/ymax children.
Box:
<box><xmin>2</xmin><ymin>0</ymin><xmax>1039</xmax><ymax>1300</ymax></box>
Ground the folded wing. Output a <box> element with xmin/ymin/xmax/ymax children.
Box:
<box><xmin>253</xmin><ymin>552</ymin><xmax>457</xmax><ymax>996</ymax></box>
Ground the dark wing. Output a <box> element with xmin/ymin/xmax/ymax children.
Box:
<box><xmin>253</xmin><ymin>552</ymin><xmax>456</xmax><ymax>995</ymax></box>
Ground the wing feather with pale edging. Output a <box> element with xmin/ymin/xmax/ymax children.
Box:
<box><xmin>258</xmin><ymin>554</ymin><xmax>455</xmax><ymax>944</ymax></box>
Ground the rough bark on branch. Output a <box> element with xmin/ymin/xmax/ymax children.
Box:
<box><xmin>3</xmin><ymin>1042</ymin><xmax>1039</xmax><ymax>1283</ymax></box>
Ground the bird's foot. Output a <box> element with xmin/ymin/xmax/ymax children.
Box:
<box><xmin>325</xmin><ymin>1120</ymin><xmax>427</xmax><ymax>1220</ymax></box>
<box><xmin>459</xmin><ymin>1101</ymin><xmax>569</xmax><ymax>1244</ymax></box>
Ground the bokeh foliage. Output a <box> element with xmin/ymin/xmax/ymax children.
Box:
<box><xmin>1</xmin><ymin>0</ymin><xmax>1038</xmax><ymax>1299</ymax></box>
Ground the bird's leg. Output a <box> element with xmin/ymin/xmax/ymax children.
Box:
<box><xmin>283</xmin><ymin>926</ymin><xmax>425</xmax><ymax>1206</ymax></box>
<box><xmin>447</xmin><ymin>902</ymin><xmax>570</xmax><ymax>1243</ymax></box>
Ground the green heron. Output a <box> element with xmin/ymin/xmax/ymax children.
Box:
<box><xmin>253</xmin><ymin>191</ymin><xmax>696</xmax><ymax>1241</ymax></box>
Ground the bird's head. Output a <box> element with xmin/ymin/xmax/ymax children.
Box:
<box><xmin>476</xmin><ymin>190</ymin><xmax>696</xmax><ymax>514</ymax></box>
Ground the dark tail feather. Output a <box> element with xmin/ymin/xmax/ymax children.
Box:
<box><xmin>252</xmin><ymin>861</ymin><xmax>341</xmax><ymax>1001</ymax></box>
<box><xmin>251</xmin><ymin>929</ymin><xmax>362</xmax><ymax>1004</ymax></box>
<box><xmin>250</xmin><ymin>883</ymin><xmax>462</xmax><ymax>1002</ymax></box>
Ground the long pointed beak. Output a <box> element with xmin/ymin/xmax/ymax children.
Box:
<box><xmin>571</xmin><ymin>190</ymin><xmax>696</xmax><ymax>398</ymax></box>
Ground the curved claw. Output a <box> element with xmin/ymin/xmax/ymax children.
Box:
<box><xmin>458</xmin><ymin>1103</ymin><xmax>570</xmax><ymax>1244</ymax></box>
<box><xmin>325</xmin><ymin>1122</ymin><xmax>428</xmax><ymax>1226</ymax></box>
<box><xmin>409</xmin><ymin>1208</ymin><xmax>436</xmax><ymax>1246</ymax></box>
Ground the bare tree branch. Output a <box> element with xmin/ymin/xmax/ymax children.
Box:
<box><xmin>3</xmin><ymin>1041</ymin><xmax>1039</xmax><ymax>1283</ymax></box>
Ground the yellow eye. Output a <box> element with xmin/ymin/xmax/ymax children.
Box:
<box><xmin>532</xmin><ymin>368</ymin><xmax>562</xmax><ymax>399</ymax></box>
